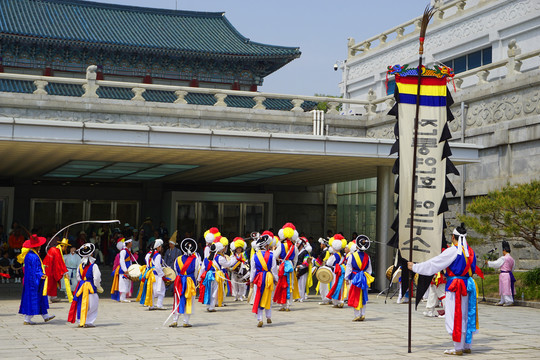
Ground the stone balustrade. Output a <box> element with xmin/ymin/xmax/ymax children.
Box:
<box><xmin>0</xmin><ymin>41</ymin><xmax>538</xmax><ymax>119</ymax></box>
<box><xmin>0</xmin><ymin>70</ymin><xmax>369</xmax><ymax>115</ymax></box>
<box><xmin>348</xmin><ymin>0</ymin><xmax>483</xmax><ymax>58</ymax></box>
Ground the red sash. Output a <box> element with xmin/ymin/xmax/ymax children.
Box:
<box><xmin>174</xmin><ymin>255</ymin><xmax>196</xmax><ymax>299</ymax></box>
<box><xmin>252</xmin><ymin>250</ymin><xmax>271</xmax><ymax>313</ymax></box>
<box><xmin>198</xmin><ymin>259</ymin><xmax>213</xmax><ymax>304</ymax></box>
<box><xmin>273</xmin><ymin>243</ymin><xmax>296</xmax><ymax>304</ymax></box>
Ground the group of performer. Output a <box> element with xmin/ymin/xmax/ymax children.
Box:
<box><xmin>104</xmin><ymin>222</ymin><xmax>375</xmax><ymax>327</ymax></box>
<box><xmin>16</xmin><ymin>221</ymin><xmax>517</xmax><ymax>355</ymax></box>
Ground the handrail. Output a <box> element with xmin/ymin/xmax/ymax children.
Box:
<box><xmin>349</xmin><ymin>0</ymin><xmax>478</xmax><ymax>57</ymax></box>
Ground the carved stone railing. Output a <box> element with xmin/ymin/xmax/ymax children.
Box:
<box><xmin>348</xmin><ymin>0</ymin><xmax>484</xmax><ymax>58</ymax></box>
<box><xmin>0</xmin><ymin>68</ymin><xmax>369</xmax><ymax>115</ymax></box>
<box><xmin>1</xmin><ymin>41</ymin><xmax>537</xmax><ymax>120</ymax></box>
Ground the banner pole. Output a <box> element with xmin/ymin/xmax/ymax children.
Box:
<box><xmin>408</xmin><ymin>5</ymin><xmax>435</xmax><ymax>354</ymax></box>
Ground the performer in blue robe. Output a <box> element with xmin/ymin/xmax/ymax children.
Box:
<box><xmin>18</xmin><ymin>235</ymin><xmax>55</xmax><ymax>325</ymax></box>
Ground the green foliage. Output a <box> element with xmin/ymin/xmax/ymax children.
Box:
<box><xmin>459</xmin><ymin>180</ymin><xmax>540</xmax><ymax>251</ymax></box>
<box><xmin>524</xmin><ymin>268</ymin><xmax>540</xmax><ymax>287</ymax></box>
<box><xmin>314</xmin><ymin>94</ymin><xmax>342</xmax><ymax>112</ymax></box>
<box><xmin>481</xmin><ymin>271</ymin><xmax>540</xmax><ymax>301</ymax></box>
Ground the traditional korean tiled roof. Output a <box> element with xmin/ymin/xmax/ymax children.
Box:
<box><xmin>0</xmin><ymin>0</ymin><xmax>301</xmax><ymax>61</ymax></box>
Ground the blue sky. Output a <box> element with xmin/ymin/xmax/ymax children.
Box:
<box><xmin>88</xmin><ymin>0</ymin><xmax>424</xmax><ymax>96</ymax></box>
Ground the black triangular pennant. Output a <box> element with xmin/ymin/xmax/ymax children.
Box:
<box><xmin>392</xmin><ymin>158</ymin><xmax>399</xmax><ymax>175</ymax></box>
<box><xmin>445</xmin><ymin>176</ymin><xmax>457</xmax><ymax>196</ymax></box>
<box><xmin>442</xmin><ymin>141</ymin><xmax>452</xmax><ymax>159</ymax></box>
<box><xmin>390</xmin><ymin>140</ymin><xmax>399</xmax><ymax>155</ymax></box>
<box><xmin>439</xmin><ymin>123</ymin><xmax>452</xmax><ymax>143</ymax></box>
<box><xmin>446</xmin><ymin>159</ymin><xmax>460</xmax><ymax>176</ymax></box>
<box><xmin>438</xmin><ymin>195</ymin><xmax>449</xmax><ymax>214</ymax></box>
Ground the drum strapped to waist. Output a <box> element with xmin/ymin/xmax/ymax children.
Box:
<box><xmin>163</xmin><ymin>267</ymin><xmax>176</xmax><ymax>285</ymax></box>
<box><xmin>316</xmin><ymin>266</ymin><xmax>333</xmax><ymax>284</ymax></box>
<box><xmin>236</xmin><ymin>263</ymin><xmax>250</xmax><ymax>280</ymax></box>
<box><xmin>127</xmin><ymin>264</ymin><xmax>142</xmax><ymax>281</ymax></box>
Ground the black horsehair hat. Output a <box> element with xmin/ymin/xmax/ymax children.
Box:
<box><xmin>78</xmin><ymin>243</ymin><xmax>95</xmax><ymax>257</ymax></box>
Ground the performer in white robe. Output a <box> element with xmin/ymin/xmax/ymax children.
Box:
<box><xmin>149</xmin><ymin>239</ymin><xmax>166</xmax><ymax>310</ymax></box>
<box><xmin>229</xmin><ymin>237</ymin><xmax>248</xmax><ymax>301</ymax></box>
<box><xmin>295</xmin><ymin>238</ymin><xmax>312</xmax><ymax>302</ymax></box>
<box><xmin>315</xmin><ymin>238</ymin><xmax>331</xmax><ymax>305</ymax></box>
<box><xmin>409</xmin><ymin>224</ymin><xmax>480</xmax><ymax>356</ymax></box>
<box><xmin>118</xmin><ymin>239</ymin><xmax>133</xmax><ymax>302</ymax></box>
<box><xmin>64</xmin><ymin>246</ymin><xmax>81</xmax><ymax>292</ymax></box>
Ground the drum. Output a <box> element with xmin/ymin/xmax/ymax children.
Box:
<box><xmin>385</xmin><ymin>265</ymin><xmax>401</xmax><ymax>284</ymax></box>
<box><xmin>163</xmin><ymin>267</ymin><xmax>176</xmax><ymax>285</ymax></box>
<box><xmin>237</xmin><ymin>263</ymin><xmax>250</xmax><ymax>281</ymax></box>
<box><xmin>127</xmin><ymin>264</ymin><xmax>141</xmax><ymax>281</ymax></box>
<box><xmin>315</xmin><ymin>266</ymin><xmax>333</xmax><ymax>284</ymax></box>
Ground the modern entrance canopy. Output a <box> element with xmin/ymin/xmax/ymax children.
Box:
<box><xmin>0</xmin><ymin>119</ymin><xmax>480</xmax><ymax>187</ymax></box>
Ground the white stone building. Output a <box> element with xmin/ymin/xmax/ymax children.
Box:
<box><xmin>338</xmin><ymin>0</ymin><xmax>540</xmax><ymax>268</ymax></box>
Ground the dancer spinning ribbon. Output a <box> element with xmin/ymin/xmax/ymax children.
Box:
<box><xmin>346</xmin><ymin>235</ymin><xmax>374</xmax><ymax>321</ymax></box>
<box><xmin>68</xmin><ymin>243</ymin><xmax>103</xmax><ymax>328</ymax></box>
<box><xmin>169</xmin><ymin>238</ymin><xmax>200</xmax><ymax>328</ymax></box>
<box><xmin>250</xmin><ymin>234</ymin><xmax>278</xmax><ymax>327</ymax></box>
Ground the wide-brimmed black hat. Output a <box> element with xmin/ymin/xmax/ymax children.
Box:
<box><xmin>180</xmin><ymin>238</ymin><xmax>197</xmax><ymax>255</ymax></box>
<box><xmin>78</xmin><ymin>243</ymin><xmax>95</xmax><ymax>257</ymax></box>
<box><xmin>256</xmin><ymin>234</ymin><xmax>272</xmax><ymax>248</ymax></box>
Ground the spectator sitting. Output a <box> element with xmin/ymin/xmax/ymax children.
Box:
<box><xmin>0</xmin><ymin>250</ymin><xmax>11</xmax><ymax>283</ymax></box>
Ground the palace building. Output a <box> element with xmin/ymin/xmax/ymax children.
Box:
<box><xmin>0</xmin><ymin>0</ymin><xmax>483</xmax><ymax>288</ymax></box>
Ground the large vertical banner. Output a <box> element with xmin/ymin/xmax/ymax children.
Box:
<box><xmin>388</xmin><ymin>66</ymin><xmax>458</xmax><ymax>263</ymax></box>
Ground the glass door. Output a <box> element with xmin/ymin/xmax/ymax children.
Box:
<box><xmin>60</xmin><ymin>200</ymin><xmax>85</xmax><ymax>238</ymax></box>
<box><xmin>31</xmin><ymin>200</ymin><xmax>58</xmax><ymax>234</ymax></box>
<box><xmin>200</xmin><ymin>202</ymin><xmax>219</xmax><ymax>236</ymax></box>
<box><xmin>243</xmin><ymin>203</ymin><xmax>264</xmax><ymax>236</ymax></box>
<box><xmin>221</xmin><ymin>203</ymin><xmax>240</xmax><ymax>238</ymax></box>
<box><xmin>116</xmin><ymin>201</ymin><xmax>139</xmax><ymax>230</ymax></box>
<box><xmin>176</xmin><ymin>202</ymin><xmax>197</xmax><ymax>240</ymax></box>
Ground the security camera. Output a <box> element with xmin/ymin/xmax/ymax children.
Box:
<box><xmin>333</xmin><ymin>63</ymin><xmax>338</xmax><ymax>71</ymax></box>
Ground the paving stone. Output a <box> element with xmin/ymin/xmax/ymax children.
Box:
<box><xmin>1</xmin><ymin>295</ymin><xmax>539</xmax><ymax>359</ymax></box>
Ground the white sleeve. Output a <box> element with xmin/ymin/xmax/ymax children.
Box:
<box><xmin>292</xmin><ymin>249</ymin><xmax>298</xmax><ymax>267</ymax></box>
<box><xmin>412</xmin><ymin>247</ymin><xmax>458</xmax><ymax>276</ymax></box>
<box><xmin>194</xmin><ymin>257</ymin><xmax>201</xmax><ymax>284</ymax></box>
<box><xmin>93</xmin><ymin>265</ymin><xmax>102</xmax><ymax>288</ymax></box>
<box><xmin>326</xmin><ymin>255</ymin><xmax>336</xmax><ymax>267</ymax></box>
<box><xmin>218</xmin><ymin>255</ymin><xmax>230</xmax><ymax>269</ymax></box>
<box><xmin>249</xmin><ymin>255</ymin><xmax>256</xmax><ymax>283</ymax></box>
<box><xmin>366</xmin><ymin>258</ymin><xmax>372</xmax><ymax>275</ymax></box>
<box><xmin>145</xmin><ymin>253</ymin><xmax>151</xmax><ymax>265</ymax></box>
<box><xmin>487</xmin><ymin>256</ymin><xmax>505</xmax><ymax>269</ymax></box>
<box><xmin>344</xmin><ymin>260</ymin><xmax>352</xmax><ymax>280</ymax></box>
<box><xmin>273</xmin><ymin>247</ymin><xmax>281</xmax><ymax>259</ymax></box>
<box><xmin>76</xmin><ymin>267</ymin><xmax>81</xmax><ymax>282</ymax></box>
<box><xmin>154</xmin><ymin>254</ymin><xmax>164</xmax><ymax>276</ymax></box>
<box><xmin>204</xmin><ymin>246</ymin><xmax>210</xmax><ymax>259</ymax></box>
<box><xmin>119</xmin><ymin>250</ymin><xmax>128</xmax><ymax>273</ymax></box>
<box><xmin>271</xmin><ymin>254</ymin><xmax>278</xmax><ymax>280</ymax></box>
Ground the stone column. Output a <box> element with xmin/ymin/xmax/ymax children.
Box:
<box><xmin>375</xmin><ymin>166</ymin><xmax>395</xmax><ymax>292</ymax></box>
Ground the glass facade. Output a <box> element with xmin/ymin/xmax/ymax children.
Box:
<box><xmin>336</xmin><ymin>177</ymin><xmax>377</xmax><ymax>244</ymax></box>
<box><xmin>444</xmin><ymin>47</ymin><xmax>492</xmax><ymax>74</ymax></box>
<box><xmin>176</xmin><ymin>201</ymin><xmax>266</xmax><ymax>241</ymax></box>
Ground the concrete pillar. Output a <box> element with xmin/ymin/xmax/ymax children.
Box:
<box><xmin>375</xmin><ymin>166</ymin><xmax>395</xmax><ymax>291</ymax></box>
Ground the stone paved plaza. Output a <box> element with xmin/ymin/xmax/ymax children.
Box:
<box><xmin>1</xmin><ymin>289</ymin><xmax>539</xmax><ymax>360</ymax></box>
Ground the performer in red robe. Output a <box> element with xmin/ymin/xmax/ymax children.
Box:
<box><xmin>43</xmin><ymin>238</ymin><xmax>69</xmax><ymax>303</ymax></box>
